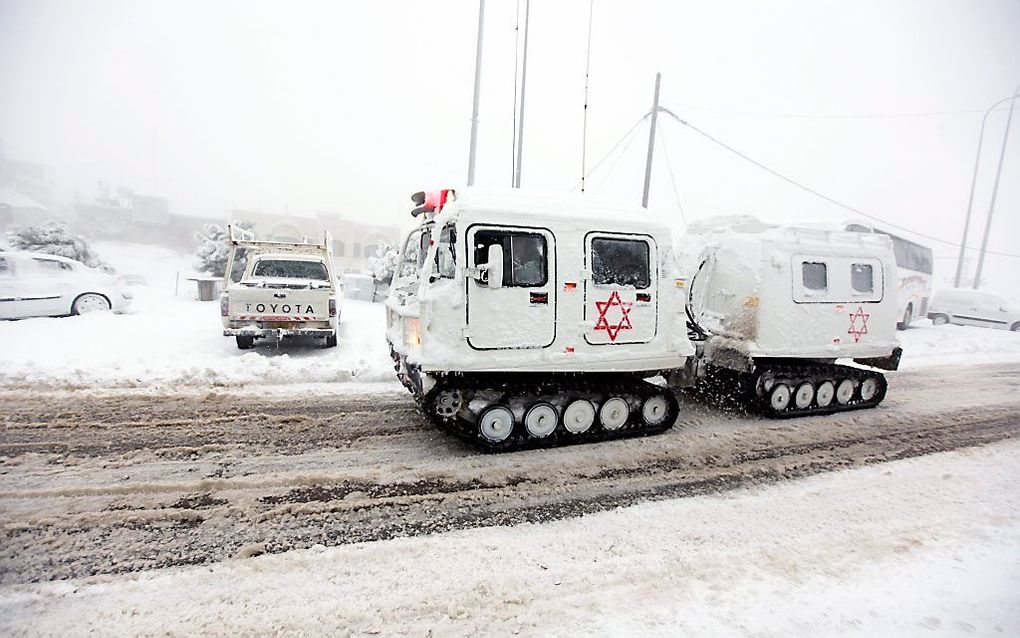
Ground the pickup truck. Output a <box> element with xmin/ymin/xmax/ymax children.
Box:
<box><xmin>220</xmin><ymin>225</ymin><xmax>340</xmax><ymax>349</ymax></box>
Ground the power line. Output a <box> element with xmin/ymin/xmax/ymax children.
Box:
<box><xmin>656</xmin><ymin>119</ymin><xmax>687</xmax><ymax>225</ymax></box>
<box><xmin>569</xmin><ymin>113</ymin><xmax>650</xmax><ymax>192</ymax></box>
<box><xmin>662</xmin><ymin>100</ymin><xmax>1015</xmax><ymax>120</ymax></box>
<box><xmin>595</xmin><ymin>119</ymin><xmax>643</xmax><ymax>192</ymax></box>
<box><xmin>658</xmin><ymin>108</ymin><xmax>1020</xmax><ymax>259</ymax></box>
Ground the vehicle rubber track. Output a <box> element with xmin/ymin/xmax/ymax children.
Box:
<box><xmin>422</xmin><ymin>376</ymin><xmax>680</xmax><ymax>452</ymax></box>
<box><xmin>753</xmin><ymin>361</ymin><xmax>888</xmax><ymax>418</ymax></box>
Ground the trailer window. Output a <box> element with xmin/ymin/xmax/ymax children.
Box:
<box><xmin>802</xmin><ymin>262</ymin><xmax>827</xmax><ymax>291</ymax></box>
<box><xmin>252</xmin><ymin>259</ymin><xmax>328</xmax><ymax>280</ymax></box>
<box><xmin>473</xmin><ymin>230</ymin><xmax>547</xmax><ymax>287</ymax></box>
<box><xmin>851</xmin><ymin>263</ymin><xmax>873</xmax><ymax>293</ymax></box>
<box><xmin>591</xmin><ymin>238</ymin><xmax>650</xmax><ymax>288</ymax></box>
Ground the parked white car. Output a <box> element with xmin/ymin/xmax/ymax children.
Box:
<box><xmin>0</xmin><ymin>251</ymin><xmax>133</xmax><ymax>319</ymax></box>
<box><xmin>927</xmin><ymin>288</ymin><xmax>1020</xmax><ymax>332</ymax></box>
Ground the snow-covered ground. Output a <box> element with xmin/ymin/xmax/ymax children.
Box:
<box><xmin>3</xmin><ymin>440</ymin><xmax>1017</xmax><ymax>636</ymax></box>
<box><xmin>1</xmin><ymin>241</ymin><xmax>1018</xmax><ymax>391</ymax></box>
<box><xmin>0</xmin><ymin>241</ymin><xmax>398</xmax><ymax>390</ymax></box>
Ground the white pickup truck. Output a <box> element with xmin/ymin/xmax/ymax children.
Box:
<box><xmin>220</xmin><ymin>225</ymin><xmax>340</xmax><ymax>349</ymax></box>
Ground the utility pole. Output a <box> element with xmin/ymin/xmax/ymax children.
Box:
<box><xmin>954</xmin><ymin>88</ymin><xmax>1019</xmax><ymax>287</ymax></box>
<box><xmin>466</xmin><ymin>0</ymin><xmax>485</xmax><ymax>187</ymax></box>
<box><xmin>973</xmin><ymin>87</ymin><xmax>1019</xmax><ymax>289</ymax></box>
<box><xmin>513</xmin><ymin>0</ymin><xmax>531</xmax><ymax>188</ymax></box>
<box><xmin>641</xmin><ymin>72</ymin><xmax>661</xmax><ymax>208</ymax></box>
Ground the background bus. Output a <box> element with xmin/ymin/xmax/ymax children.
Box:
<box><xmin>846</xmin><ymin>223</ymin><xmax>933</xmax><ymax>330</ymax></box>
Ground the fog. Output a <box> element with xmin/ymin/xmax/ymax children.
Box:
<box><xmin>1</xmin><ymin>0</ymin><xmax>1018</xmax><ymax>288</ymax></box>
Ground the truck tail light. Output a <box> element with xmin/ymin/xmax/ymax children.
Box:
<box><xmin>329</xmin><ymin>298</ymin><xmax>337</xmax><ymax>317</ymax></box>
<box><xmin>220</xmin><ymin>294</ymin><xmax>229</xmax><ymax>317</ymax></box>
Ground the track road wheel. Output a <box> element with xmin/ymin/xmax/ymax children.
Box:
<box><xmin>523</xmin><ymin>403</ymin><xmax>558</xmax><ymax>438</ymax></box>
<box><xmin>860</xmin><ymin>377</ymin><xmax>879</xmax><ymax>402</ymax></box>
<box><xmin>835</xmin><ymin>379</ymin><xmax>854</xmax><ymax>405</ymax></box>
<box><xmin>478</xmin><ymin>406</ymin><xmax>515</xmax><ymax>443</ymax></box>
<box><xmin>642</xmin><ymin>395</ymin><xmax>671</xmax><ymax>426</ymax></box>
<box><xmin>599</xmin><ymin>397</ymin><xmax>629</xmax><ymax>431</ymax></box>
<box><xmin>768</xmin><ymin>384</ymin><xmax>792</xmax><ymax>413</ymax></box>
<box><xmin>563</xmin><ymin>400</ymin><xmax>596</xmax><ymax>434</ymax></box>
<box><xmin>815</xmin><ymin>381</ymin><xmax>835</xmax><ymax>408</ymax></box>
<box><xmin>794</xmin><ymin>382</ymin><xmax>815</xmax><ymax>410</ymax></box>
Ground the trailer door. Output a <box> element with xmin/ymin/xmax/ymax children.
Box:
<box><xmin>466</xmin><ymin>225</ymin><xmax>556</xmax><ymax>350</ymax></box>
<box><xmin>584</xmin><ymin>233</ymin><xmax>657</xmax><ymax>345</ymax></box>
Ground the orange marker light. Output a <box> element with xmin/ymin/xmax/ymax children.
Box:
<box><xmin>564</xmin><ymin>282</ymin><xmax>577</xmax><ymax>291</ymax></box>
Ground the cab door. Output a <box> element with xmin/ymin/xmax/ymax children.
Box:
<box><xmin>584</xmin><ymin>233</ymin><xmax>657</xmax><ymax>345</ymax></box>
<box><xmin>466</xmin><ymin>225</ymin><xmax>556</xmax><ymax>350</ymax></box>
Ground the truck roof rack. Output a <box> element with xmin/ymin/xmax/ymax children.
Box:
<box><xmin>228</xmin><ymin>224</ymin><xmax>333</xmax><ymax>256</ymax></box>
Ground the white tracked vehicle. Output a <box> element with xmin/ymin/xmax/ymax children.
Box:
<box><xmin>676</xmin><ymin>216</ymin><xmax>903</xmax><ymax>417</ymax></box>
<box><xmin>386</xmin><ymin>189</ymin><xmax>694</xmax><ymax>451</ymax></box>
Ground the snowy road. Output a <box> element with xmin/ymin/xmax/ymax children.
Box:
<box><xmin>2</xmin><ymin>360</ymin><xmax>1018</xmax><ymax>586</ymax></box>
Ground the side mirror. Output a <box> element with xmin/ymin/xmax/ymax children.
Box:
<box><xmin>485</xmin><ymin>244</ymin><xmax>504</xmax><ymax>290</ymax></box>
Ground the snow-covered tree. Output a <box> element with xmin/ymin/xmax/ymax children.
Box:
<box><xmin>5</xmin><ymin>222</ymin><xmax>111</xmax><ymax>272</ymax></box>
<box><xmin>368</xmin><ymin>242</ymin><xmax>399</xmax><ymax>285</ymax></box>
<box><xmin>194</xmin><ymin>222</ymin><xmax>254</xmax><ymax>280</ymax></box>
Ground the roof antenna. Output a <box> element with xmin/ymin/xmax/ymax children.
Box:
<box><xmin>580</xmin><ymin>0</ymin><xmax>595</xmax><ymax>193</ymax></box>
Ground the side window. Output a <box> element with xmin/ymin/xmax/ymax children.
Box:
<box><xmin>398</xmin><ymin>230</ymin><xmax>424</xmax><ymax>279</ymax></box>
<box><xmin>802</xmin><ymin>262</ymin><xmax>827</xmax><ymax>291</ymax></box>
<box><xmin>851</xmin><ymin>263</ymin><xmax>873</xmax><ymax>293</ymax></box>
<box><xmin>434</xmin><ymin>224</ymin><xmax>456</xmax><ymax>279</ymax></box>
<box><xmin>591</xmin><ymin>237</ymin><xmax>650</xmax><ymax>288</ymax></box>
<box><xmin>34</xmin><ymin>258</ymin><xmax>72</xmax><ymax>275</ymax></box>
<box><xmin>0</xmin><ymin>257</ymin><xmax>12</xmax><ymax>279</ymax></box>
<box><xmin>473</xmin><ymin>230</ymin><xmax>547</xmax><ymax>287</ymax></box>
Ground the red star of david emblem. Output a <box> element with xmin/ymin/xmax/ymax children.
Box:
<box><xmin>847</xmin><ymin>306</ymin><xmax>870</xmax><ymax>343</ymax></box>
<box><xmin>594</xmin><ymin>290</ymin><xmax>633</xmax><ymax>342</ymax></box>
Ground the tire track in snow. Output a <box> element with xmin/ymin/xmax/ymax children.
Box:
<box><xmin>0</xmin><ymin>362</ymin><xmax>1018</xmax><ymax>584</ymax></box>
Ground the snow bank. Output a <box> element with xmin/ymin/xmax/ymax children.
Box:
<box><xmin>898</xmin><ymin>319</ymin><xmax>1020</xmax><ymax>368</ymax></box>
<box><xmin>2</xmin><ymin>440</ymin><xmax>1017</xmax><ymax>635</ymax></box>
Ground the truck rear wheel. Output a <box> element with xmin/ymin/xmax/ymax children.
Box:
<box><xmin>324</xmin><ymin>333</ymin><xmax>338</xmax><ymax>348</ymax></box>
<box><xmin>235</xmin><ymin>335</ymin><xmax>255</xmax><ymax>350</ymax></box>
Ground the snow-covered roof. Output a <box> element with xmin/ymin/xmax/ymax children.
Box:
<box><xmin>447</xmin><ymin>188</ymin><xmax>671</xmax><ymax>231</ymax></box>
<box><xmin>0</xmin><ymin>187</ymin><xmax>48</xmax><ymax>211</ymax></box>
<box><xmin>0</xmin><ymin>250</ymin><xmax>81</xmax><ymax>265</ymax></box>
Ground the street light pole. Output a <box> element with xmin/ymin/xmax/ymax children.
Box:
<box><xmin>954</xmin><ymin>87</ymin><xmax>1019</xmax><ymax>287</ymax></box>
<box><xmin>513</xmin><ymin>0</ymin><xmax>531</xmax><ymax>189</ymax></box>
<box><xmin>972</xmin><ymin>85</ymin><xmax>1020</xmax><ymax>289</ymax></box>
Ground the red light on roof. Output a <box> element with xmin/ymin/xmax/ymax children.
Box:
<box><xmin>411</xmin><ymin>189</ymin><xmax>456</xmax><ymax>217</ymax></box>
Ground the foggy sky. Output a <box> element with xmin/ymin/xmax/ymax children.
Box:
<box><xmin>0</xmin><ymin>0</ymin><xmax>1018</xmax><ymax>288</ymax></box>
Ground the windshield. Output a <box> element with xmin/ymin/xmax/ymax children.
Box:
<box><xmin>251</xmin><ymin>259</ymin><xmax>328</xmax><ymax>280</ymax></box>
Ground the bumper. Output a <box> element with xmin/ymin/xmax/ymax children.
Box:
<box><xmin>224</xmin><ymin>327</ymin><xmax>335</xmax><ymax>339</ymax></box>
<box><xmin>853</xmin><ymin>346</ymin><xmax>902</xmax><ymax>371</ymax></box>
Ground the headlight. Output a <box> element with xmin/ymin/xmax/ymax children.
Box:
<box><xmin>403</xmin><ymin>317</ymin><xmax>421</xmax><ymax>348</ymax></box>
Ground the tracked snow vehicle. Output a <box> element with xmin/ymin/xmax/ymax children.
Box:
<box><xmin>677</xmin><ymin>216</ymin><xmax>902</xmax><ymax>417</ymax></box>
<box><xmin>386</xmin><ymin>188</ymin><xmax>694</xmax><ymax>451</ymax></box>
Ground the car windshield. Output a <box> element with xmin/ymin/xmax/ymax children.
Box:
<box><xmin>251</xmin><ymin>259</ymin><xmax>328</xmax><ymax>280</ymax></box>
